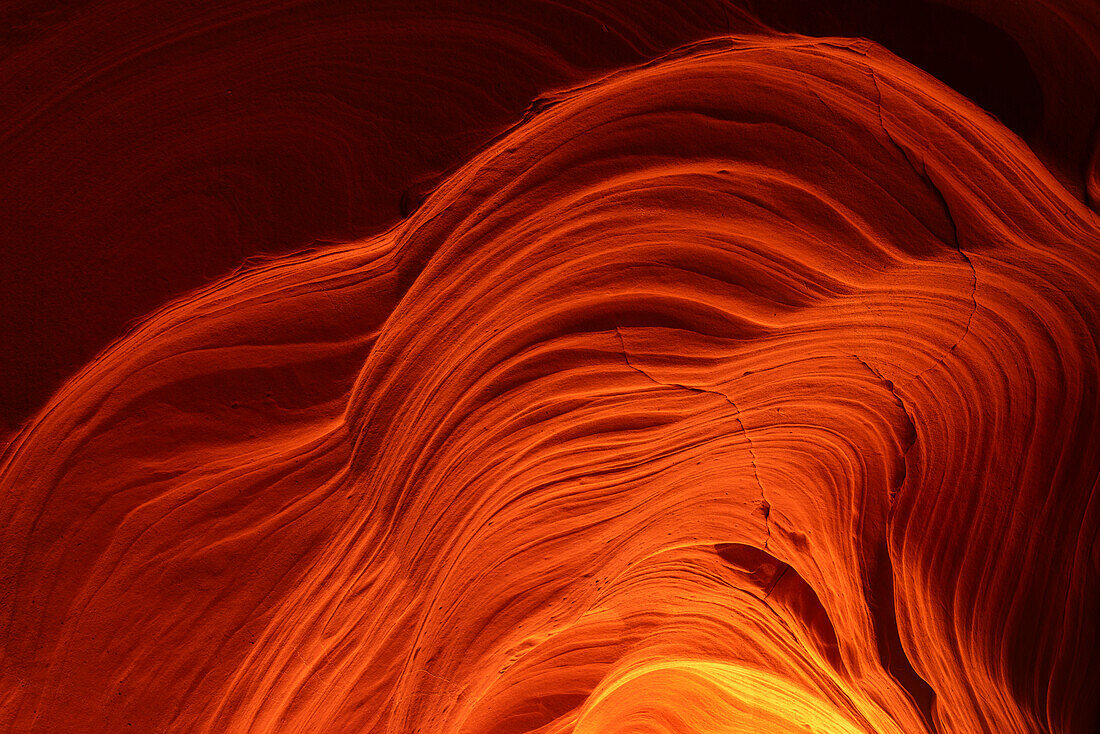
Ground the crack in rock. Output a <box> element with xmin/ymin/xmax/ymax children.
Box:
<box><xmin>865</xmin><ymin>62</ymin><xmax>979</xmax><ymax>390</ymax></box>
<box><xmin>614</xmin><ymin>328</ymin><xmax>771</xmax><ymax>547</ymax></box>
<box><xmin>847</xmin><ymin>353</ymin><xmax>919</xmax><ymax>512</ymax></box>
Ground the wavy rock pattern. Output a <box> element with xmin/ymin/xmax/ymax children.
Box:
<box><xmin>2</xmin><ymin>6</ymin><xmax>1099</xmax><ymax>734</ymax></box>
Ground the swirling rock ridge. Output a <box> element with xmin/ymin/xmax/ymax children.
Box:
<box><xmin>1</xmin><ymin>5</ymin><xmax>1098</xmax><ymax>734</ymax></box>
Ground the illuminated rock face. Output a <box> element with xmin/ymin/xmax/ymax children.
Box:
<box><xmin>1</xmin><ymin>7</ymin><xmax>1098</xmax><ymax>734</ymax></box>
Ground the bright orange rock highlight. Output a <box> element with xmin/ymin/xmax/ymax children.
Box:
<box><xmin>2</xmin><ymin>31</ymin><xmax>1098</xmax><ymax>734</ymax></box>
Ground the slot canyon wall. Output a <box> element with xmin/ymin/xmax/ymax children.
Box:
<box><xmin>1</xmin><ymin>1</ymin><xmax>1098</xmax><ymax>732</ymax></box>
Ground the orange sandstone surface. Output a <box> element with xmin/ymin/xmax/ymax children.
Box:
<box><xmin>1</xmin><ymin>9</ymin><xmax>1098</xmax><ymax>734</ymax></box>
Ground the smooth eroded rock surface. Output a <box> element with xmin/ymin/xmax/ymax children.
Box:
<box><xmin>2</xmin><ymin>4</ymin><xmax>1098</xmax><ymax>733</ymax></box>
